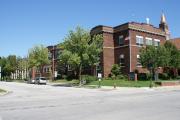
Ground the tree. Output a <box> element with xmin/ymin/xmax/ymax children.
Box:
<box><xmin>0</xmin><ymin>55</ymin><xmax>17</xmax><ymax>80</ymax></box>
<box><xmin>28</xmin><ymin>45</ymin><xmax>50</xmax><ymax>77</ymax></box>
<box><xmin>139</xmin><ymin>46</ymin><xmax>169</xmax><ymax>80</ymax></box>
<box><xmin>111</xmin><ymin>64</ymin><xmax>121</xmax><ymax>78</ymax></box>
<box><xmin>58</xmin><ymin>26</ymin><xmax>103</xmax><ymax>85</ymax></box>
<box><xmin>0</xmin><ymin>57</ymin><xmax>8</xmax><ymax>79</ymax></box>
<box><xmin>164</xmin><ymin>41</ymin><xmax>180</xmax><ymax>78</ymax></box>
<box><xmin>16</xmin><ymin>57</ymin><xmax>29</xmax><ymax>80</ymax></box>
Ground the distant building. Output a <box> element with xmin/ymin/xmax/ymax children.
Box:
<box><xmin>11</xmin><ymin>58</ymin><xmax>29</xmax><ymax>80</ymax></box>
<box><xmin>31</xmin><ymin>45</ymin><xmax>63</xmax><ymax>80</ymax></box>
<box><xmin>91</xmin><ymin>14</ymin><xmax>179</xmax><ymax>77</ymax></box>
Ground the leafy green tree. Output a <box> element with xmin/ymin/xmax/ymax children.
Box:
<box><xmin>111</xmin><ymin>64</ymin><xmax>121</xmax><ymax>78</ymax></box>
<box><xmin>164</xmin><ymin>41</ymin><xmax>180</xmax><ymax>77</ymax></box>
<box><xmin>0</xmin><ymin>55</ymin><xmax>17</xmax><ymax>80</ymax></box>
<box><xmin>28</xmin><ymin>45</ymin><xmax>50</xmax><ymax>77</ymax></box>
<box><xmin>16</xmin><ymin>57</ymin><xmax>29</xmax><ymax>80</ymax></box>
<box><xmin>58</xmin><ymin>50</ymin><xmax>73</xmax><ymax>76</ymax></box>
<box><xmin>58</xmin><ymin>26</ymin><xmax>103</xmax><ymax>85</ymax></box>
<box><xmin>139</xmin><ymin>46</ymin><xmax>169</xmax><ymax>80</ymax></box>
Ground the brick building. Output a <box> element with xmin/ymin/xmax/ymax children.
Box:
<box><xmin>31</xmin><ymin>45</ymin><xmax>62</xmax><ymax>80</ymax></box>
<box><xmin>91</xmin><ymin>14</ymin><xmax>172</xmax><ymax>77</ymax></box>
<box><xmin>170</xmin><ymin>38</ymin><xmax>180</xmax><ymax>49</ymax></box>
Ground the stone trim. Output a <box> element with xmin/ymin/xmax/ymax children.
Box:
<box><xmin>129</xmin><ymin>24</ymin><xmax>166</xmax><ymax>36</ymax></box>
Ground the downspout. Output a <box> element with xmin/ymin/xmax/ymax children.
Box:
<box><xmin>129</xmin><ymin>30</ymin><xmax>132</xmax><ymax>73</ymax></box>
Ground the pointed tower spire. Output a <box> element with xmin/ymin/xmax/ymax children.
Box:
<box><xmin>159</xmin><ymin>13</ymin><xmax>170</xmax><ymax>40</ymax></box>
<box><xmin>161</xmin><ymin>13</ymin><xmax>166</xmax><ymax>24</ymax></box>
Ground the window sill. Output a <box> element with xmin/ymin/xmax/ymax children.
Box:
<box><xmin>136</xmin><ymin>65</ymin><xmax>142</xmax><ymax>67</ymax></box>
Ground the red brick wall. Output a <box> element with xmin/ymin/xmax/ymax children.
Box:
<box><xmin>91</xmin><ymin>24</ymin><xmax>167</xmax><ymax>77</ymax></box>
<box><xmin>129</xmin><ymin>30</ymin><xmax>166</xmax><ymax>73</ymax></box>
<box><xmin>170</xmin><ymin>38</ymin><xmax>180</xmax><ymax>49</ymax></box>
<box><xmin>114</xmin><ymin>47</ymin><xmax>130</xmax><ymax>74</ymax></box>
<box><xmin>102</xmin><ymin>32</ymin><xmax>115</xmax><ymax>77</ymax></box>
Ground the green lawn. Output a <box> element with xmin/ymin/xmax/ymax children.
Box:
<box><xmin>87</xmin><ymin>80</ymin><xmax>155</xmax><ymax>87</ymax></box>
<box><xmin>49</xmin><ymin>79</ymin><xmax>161</xmax><ymax>87</ymax></box>
<box><xmin>0</xmin><ymin>88</ymin><xmax>6</xmax><ymax>93</ymax></box>
<box><xmin>49</xmin><ymin>79</ymin><xmax>79</xmax><ymax>84</ymax></box>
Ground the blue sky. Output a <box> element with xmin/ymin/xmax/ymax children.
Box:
<box><xmin>0</xmin><ymin>0</ymin><xmax>180</xmax><ymax>57</ymax></box>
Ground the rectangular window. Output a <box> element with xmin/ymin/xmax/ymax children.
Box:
<box><xmin>136</xmin><ymin>36</ymin><xmax>144</xmax><ymax>46</ymax></box>
<box><xmin>154</xmin><ymin>39</ymin><xmax>160</xmax><ymax>46</ymax></box>
<box><xmin>136</xmin><ymin>54</ymin><xmax>142</xmax><ymax>67</ymax></box>
<box><xmin>145</xmin><ymin>37</ymin><xmax>153</xmax><ymax>45</ymax></box>
<box><xmin>119</xmin><ymin>54</ymin><xmax>125</xmax><ymax>66</ymax></box>
<box><xmin>118</xmin><ymin>35</ymin><xmax>124</xmax><ymax>46</ymax></box>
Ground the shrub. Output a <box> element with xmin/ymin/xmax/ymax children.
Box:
<box><xmin>111</xmin><ymin>64</ymin><xmax>121</xmax><ymax>77</ymax></box>
<box><xmin>176</xmin><ymin>76</ymin><xmax>180</xmax><ymax>80</ymax></box>
<box><xmin>62</xmin><ymin>75</ymin><xmax>67</xmax><ymax>80</ymax></box>
<box><xmin>104</xmin><ymin>77</ymin><xmax>113</xmax><ymax>80</ymax></box>
<box><xmin>81</xmin><ymin>75</ymin><xmax>97</xmax><ymax>84</ymax></box>
<box><xmin>146</xmin><ymin>73</ymin><xmax>151</xmax><ymax>80</ymax></box>
<box><xmin>116</xmin><ymin>75</ymin><xmax>126</xmax><ymax>80</ymax></box>
<box><xmin>159</xmin><ymin>73</ymin><xmax>169</xmax><ymax>80</ymax></box>
<box><xmin>138</xmin><ymin>73</ymin><xmax>147</xmax><ymax>80</ymax></box>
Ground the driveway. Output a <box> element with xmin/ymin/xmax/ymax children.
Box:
<box><xmin>0</xmin><ymin>81</ymin><xmax>180</xmax><ymax>120</ymax></box>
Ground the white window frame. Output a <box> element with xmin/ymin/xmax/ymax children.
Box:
<box><xmin>154</xmin><ymin>39</ymin><xmax>160</xmax><ymax>46</ymax></box>
<box><xmin>136</xmin><ymin>54</ymin><xmax>142</xmax><ymax>67</ymax></box>
<box><xmin>119</xmin><ymin>54</ymin><xmax>125</xmax><ymax>67</ymax></box>
<box><xmin>136</xmin><ymin>35</ymin><xmax>144</xmax><ymax>46</ymax></box>
<box><xmin>145</xmin><ymin>37</ymin><xmax>153</xmax><ymax>45</ymax></box>
<box><xmin>118</xmin><ymin>35</ymin><xmax>124</xmax><ymax>46</ymax></box>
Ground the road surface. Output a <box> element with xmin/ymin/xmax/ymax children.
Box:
<box><xmin>0</xmin><ymin>81</ymin><xmax>180</xmax><ymax>120</ymax></box>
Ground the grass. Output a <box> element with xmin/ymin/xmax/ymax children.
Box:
<box><xmin>0</xmin><ymin>88</ymin><xmax>6</xmax><ymax>93</ymax></box>
<box><xmin>87</xmin><ymin>79</ymin><xmax>156</xmax><ymax>87</ymax></box>
<box><xmin>49</xmin><ymin>79</ymin><xmax>79</xmax><ymax>84</ymax></box>
<box><xmin>50</xmin><ymin>79</ymin><xmax>159</xmax><ymax>87</ymax></box>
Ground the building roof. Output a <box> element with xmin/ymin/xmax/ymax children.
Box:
<box><xmin>91</xmin><ymin>22</ymin><xmax>166</xmax><ymax>36</ymax></box>
<box><xmin>169</xmin><ymin>38</ymin><xmax>180</xmax><ymax>49</ymax></box>
<box><xmin>129</xmin><ymin>22</ymin><xmax>165</xmax><ymax>36</ymax></box>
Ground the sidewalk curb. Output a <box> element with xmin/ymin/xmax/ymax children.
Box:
<box><xmin>84</xmin><ymin>85</ymin><xmax>180</xmax><ymax>91</ymax></box>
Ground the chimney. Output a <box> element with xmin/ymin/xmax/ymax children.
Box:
<box><xmin>146</xmin><ymin>17</ymin><xmax>150</xmax><ymax>24</ymax></box>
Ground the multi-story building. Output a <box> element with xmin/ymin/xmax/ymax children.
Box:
<box><xmin>91</xmin><ymin>14</ymin><xmax>171</xmax><ymax>77</ymax></box>
<box><xmin>31</xmin><ymin>45</ymin><xmax>62</xmax><ymax>80</ymax></box>
<box><xmin>170</xmin><ymin>38</ymin><xmax>180</xmax><ymax>49</ymax></box>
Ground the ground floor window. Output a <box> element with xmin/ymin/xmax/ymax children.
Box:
<box><xmin>119</xmin><ymin>54</ymin><xmax>125</xmax><ymax>66</ymax></box>
<box><xmin>136</xmin><ymin>54</ymin><xmax>142</xmax><ymax>67</ymax></box>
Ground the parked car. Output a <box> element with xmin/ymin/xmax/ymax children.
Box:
<box><xmin>35</xmin><ymin>77</ymin><xmax>47</xmax><ymax>85</ymax></box>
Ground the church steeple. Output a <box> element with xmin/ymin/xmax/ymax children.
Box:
<box><xmin>159</xmin><ymin>13</ymin><xmax>170</xmax><ymax>40</ymax></box>
<box><xmin>161</xmin><ymin>13</ymin><xmax>166</xmax><ymax>24</ymax></box>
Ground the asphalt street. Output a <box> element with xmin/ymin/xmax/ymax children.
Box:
<box><xmin>0</xmin><ymin>81</ymin><xmax>180</xmax><ymax>120</ymax></box>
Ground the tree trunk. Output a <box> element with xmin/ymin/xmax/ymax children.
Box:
<box><xmin>173</xmin><ymin>68</ymin><xmax>178</xmax><ymax>78</ymax></box>
<box><xmin>79</xmin><ymin>64</ymin><xmax>82</xmax><ymax>86</ymax></box>
<box><xmin>40</xmin><ymin>66</ymin><xmax>43</xmax><ymax>77</ymax></box>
